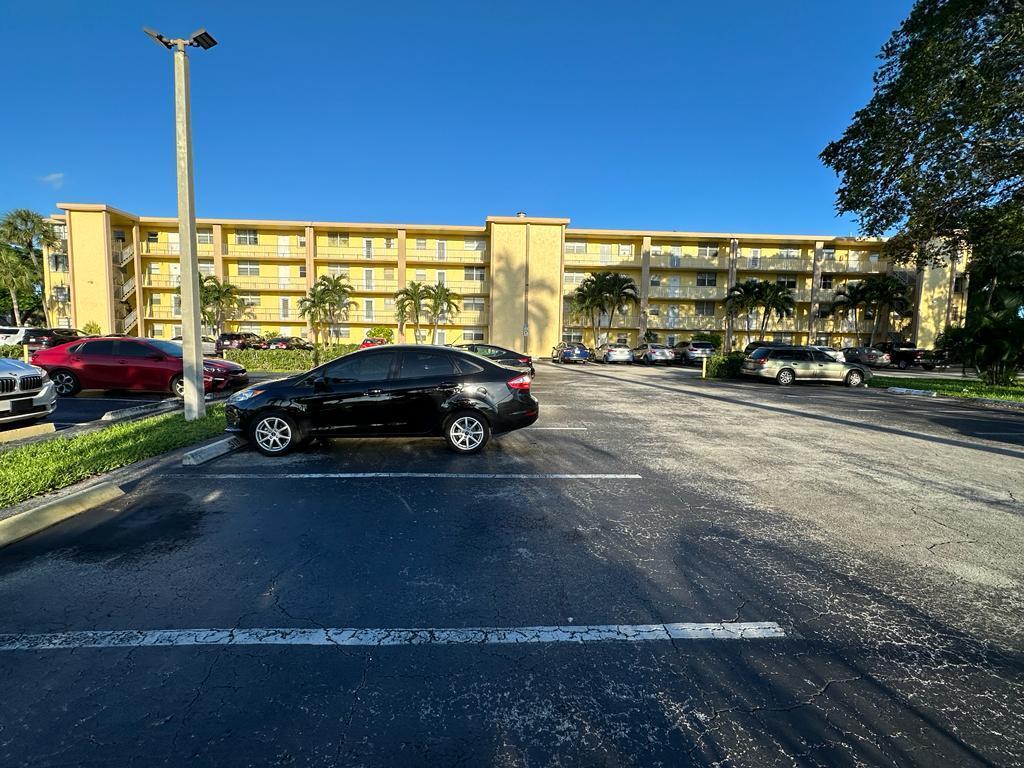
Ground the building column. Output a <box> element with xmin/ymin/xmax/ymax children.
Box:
<box><xmin>639</xmin><ymin>236</ymin><xmax>651</xmax><ymax>340</ymax></box>
<box><xmin>102</xmin><ymin>212</ymin><xmax>116</xmax><ymax>334</ymax></box>
<box><xmin>807</xmin><ymin>240</ymin><xmax>824</xmax><ymax>341</ymax></box>
<box><xmin>66</xmin><ymin>216</ymin><xmax>77</xmax><ymax>328</ymax></box>
<box><xmin>724</xmin><ymin>238</ymin><xmax>738</xmax><ymax>351</ymax></box>
<box><xmin>304</xmin><ymin>225</ymin><xmax>316</xmax><ymax>338</ymax></box>
<box><xmin>944</xmin><ymin>254</ymin><xmax>959</xmax><ymax>330</ymax></box>
<box><xmin>212</xmin><ymin>223</ymin><xmax>225</xmax><ymax>280</ymax></box>
<box><xmin>910</xmin><ymin>266</ymin><xmax>925</xmax><ymax>346</ymax></box>
<box><xmin>396</xmin><ymin>229</ymin><xmax>407</xmax><ymax>342</ymax></box>
<box><xmin>132</xmin><ymin>223</ymin><xmax>143</xmax><ymax>336</ymax></box>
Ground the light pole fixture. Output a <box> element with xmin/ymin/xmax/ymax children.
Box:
<box><xmin>143</xmin><ymin>26</ymin><xmax>218</xmax><ymax>420</ymax></box>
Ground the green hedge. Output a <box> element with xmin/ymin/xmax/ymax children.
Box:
<box><xmin>223</xmin><ymin>344</ymin><xmax>357</xmax><ymax>372</ymax></box>
<box><xmin>0</xmin><ymin>345</ymin><xmax>24</xmax><ymax>359</ymax></box>
<box><xmin>869</xmin><ymin>375</ymin><xmax>1024</xmax><ymax>402</ymax></box>
<box><xmin>706</xmin><ymin>351</ymin><xmax>746</xmax><ymax>379</ymax></box>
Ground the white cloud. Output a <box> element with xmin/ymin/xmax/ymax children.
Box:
<box><xmin>39</xmin><ymin>172</ymin><xmax>64</xmax><ymax>189</ymax></box>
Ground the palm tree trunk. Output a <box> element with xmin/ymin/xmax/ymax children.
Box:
<box><xmin>8</xmin><ymin>288</ymin><xmax>21</xmax><ymax>326</ymax></box>
<box><xmin>23</xmin><ymin>241</ymin><xmax>51</xmax><ymax>327</ymax></box>
<box><xmin>868</xmin><ymin>304</ymin><xmax>880</xmax><ymax>346</ymax></box>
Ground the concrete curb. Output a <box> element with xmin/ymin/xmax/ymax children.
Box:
<box><xmin>0</xmin><ymin>422</ymin><xmax>55</xmax><ymax>444</ymax></box>
<box><xmin>101</xmin><ymin>400</ymin><xmax>180</xmax><ymax>421</ymax></box>
<box><xmin>887</xmin><ymin>386</ymin><xmax>938</xmax><ymax>397</ymax></box>
<box><xmin>182</xmin><ymin>436</ymin><xmax>247</xmax><ymax>466</ymax></box>
<box><xmin>0</xmin><ymin>482</ymin><xmax>124</xmax><ymax>549</ymax></box>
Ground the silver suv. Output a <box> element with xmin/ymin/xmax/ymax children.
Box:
<box><xmin>741</xmin><ymin>346</ymin><xmax>871</xmax><ymax>387</ymax></box>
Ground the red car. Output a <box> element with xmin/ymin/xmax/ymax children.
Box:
<box><xmin>359</xmin><ymin>337</ymin><xmax>388</xmax><ymax>349</ymax></box>
<box><xmin>31</xmin><ymin>337</ymin><xmax>248</xmax><ymax>397</ymax></box>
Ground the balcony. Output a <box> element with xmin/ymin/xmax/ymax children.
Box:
<box><xmin>820</xmin><ymin>259</ymin><xmax>887</xmax><ymax>274</ymax></box>
<box><xmin>563</xmin><ymin>313</ymin><xmax>641</xmax><ymax>328</ymax></box>
<box><xmin>241</xmin><ymin>308</ymin><xmax>307</xmax><ymax>322</ymax></box>
<box><xmin>406</xmin><ymin>246</ymin><xmax>487</xmax><ymax>264</ymax></box>
<box><xmin>649</xmin><ymin>253</ymin><xmax>727</xmax><ymax>270</ymax></box>
<box><xmin>564</xmin><ymin>251</ymin><xmax>640</xmax><ymax>268</ymax></box>
<box><xmin>647</xmin><ymin>315</ymin><xmax>725</xmax><ymax>331</ymax></box>
<box><xmin>453</xmin><ymin>310</ymin><xmax>488</xmax><ymax>325</ymax></box>
<box><xmin>112</xmin><ymin>244</ymin><xmax>134</xmax><ymax>267</ymax></box>
<box><xmin>316</xmin><ymin>245</ymin><xmax>399</xmax><ymax>262</ymax></box>
<box><xmin>406</xmin><ymin>279</ymin><xmax>487</xmax><ymax>294</ymax></box>
<box><xmin>352</xmin><ymin>310</ymin><xmax>398</xmax><ymax>324</ymax></box>
<box><xmin>115</xmin><ymin>310</ymin><xmax>138</xmax><ymax>334</ymax></box>
<box><xmin>146</xmin><ymin>307</ymin><xmax>182</xmax><ymax>319</ymax></box>
<box><xmin>348</xmin><ymin>279</ymin><xmax>399</xmax><ymax>294</ymax></box>
<box><xmin>225</xmin><ymin>246</ymin><xmax>306</xmax><ymax>261</ymax></box>
<box><xmin>648</xmin><ymin>285</ymin><xmax>726</xmax><ymax>300</ymax></box>
<box><xmin>736</xmin><ymin>256</ymin><xmax>813</xmax><ymax>272</ymax></box>
<box><xmin>116</xmin><ymin>276</ymin><xmax>136</xmax><ymax>301</ymax></box>
<box><xmin>143</xmin><ymin>274</ymin><xmax>181</xmax><ymax>288</ymax></box>
<box><xmin>225</xmin><ymin>275</ymin><xmax>308</xmax><ymax>291</ymax></box>
<box><xmin>140</xmin><ymin>242</ymin><xmax>215</xmax><ymax>257</ymax></box>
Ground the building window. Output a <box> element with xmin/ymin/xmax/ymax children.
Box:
<box><xmin>146</xmin><ymin>232</ymin><xmax>159</xmax><ymax>243</ymax></box>
<box><xmin>464</xmin><ymin>297</ymin><xmax>485</xmax><ymax>312</ymax></box>
<box><xmin>172</xmin><ymin>324</ymin><xmax>182</xmax><ymax>337</ymax></box>
<box><xmin>384</xmin><ymin>268</ymin><xmax>395</xmax><ymax>280</ymax></box>
<box><xmin>112</xmin><ymin>229</ymin><xmax>126</xmax><ymax>242</ymax></box>
<box><xmin>150</xmin><ymin>294</ymin><xmax>162</xmax><ymax>306</ymax></box>
<box><xmin>465</xmin><ymin>239</ymin><xmax>485</xmax><ymax>251</ymax></box>
<box><xmin>463</xmin><ymin>328</ymin><xmax>485</xmax><ymax>341</ymax></box>
<box><xmin>697</xmin><ymin>242</ymin><xmax>719</xmax><ymax>258</ymax></box>
<box><xmin>778</xmin><ymin>246</ymin><xmax>800</xmax><ymax>259</ymax></box>
<box><xmin>774</xmin><ymin>333</ymin><xmax>794</xmax><ymax>343</ymax></box>
<box><xmin>240</xmin><ymin>294</ymin><xmax>259</xmax><ymax>307</ymax></box>
<box><xmin>953</xmin><ymin>275</ymin><xmax>965</xmax><ymax>293</ymax></box>
<box><xmin>748</xmin><ymin>248</ymin><xmax>762</xmax><ymax>265</ymax></box>
<box><xmin>777</xmin><ymin>275</ymin><xmax>797</xmax><ymax>290</ymax></box>
<box><xmin>239</xmin><ymin>323</ymin><xmax>260</xmax><ymax>334</ymax></box>
<box><xmin>237</xmin><ymin>261</ymin><xmax>260</xmax><ymax>276</ymax></box>
<box><xmin>280</xmin><ymin>297</ymin><xmax>291</xmax><ymax>319</ymax></box>
<box><xmin>415</xmin><ymin>238</ymin><xmax>427</xmax><ymax>250</ymax></box>
<box><xmin>235</xmin><ymin>229</ymin><xmax>258</xmax><ymax>246</ymax></box>
<box><xmin>564</xmin><ymin>272</ymin><xmax>585</xmax><ymax>286</ymax></box>
<box><xmin>327</xmin><ymin>264</ymin><xmax>348</xmax><ymax>277</ymax></box>
<box><xmin>152</xmin><ymin>323</ymin><xmax>164</xmax><ymax>337</ymax></box>
<box><xmin>415</xmin><ymin>269</ymin><xmax>427</xmax><ymax>281</ymax></box>
<box><xmin>197</xmin><ymin>229</ymin><xmax>213</xmax><ymax>244</ymax></box>
<box><xmin>436</xmin><ymin>240</ymin><xmax>447</xmax><ymax>260</ymax></box>
<box><xmin>818</xmin><ymin>275</ymin><xmax>833</xmax><ymax>290</ymax></box>
<box><xmin>599</xmin><ymin>244</ymin><xmax>613</xmax><ymax>258</ymax></box>
<box><xmin>297</xmin><ymin>234</ymin><xmax>307</xmax><ymax>248</ymax></box>
<box><xmin>384</xmin><ymin>237</ymin><xmax>395</xmax><ymax>249</ymax></box>
<box><xmin>464</xmin><ymin>266</ymin><xmax>485</xmax><ymax>281</ymax></box>
<box><xmin>436</xmin><ymin>271</ymin><xmax>446</xmax><ymax>285</ymax></box>
<box><xmin>363</xmin><ymin>299</ymin><xmax>374</xmax><ymax>321</ymax></box>
<box><xmin>199</xmin><ymin>261</ymin><xmax>214</xmax><ymax>276</ymax></box>
<box><xmin>48</xmin><ymin>253</ymin><xmax>69</xmax><ymax>272</ymax></box>
<box><xmin>565</xmin><ymin>241</ymin><xmax>586</xmax><ymax>254</ymax></box>
<box><xmin>649</xmin><ymin>275</ymin><xmax>661</xmax><ymax>286</ymax></box>
<box><xmin>333</xmin><ymin>326</ymin><xmax>351</xmax><ymax>339</ymax></box>
<box><xmin>363</xmin><ymin>238</ymin><xmax>374</xmax><ymax>258</ymax></box>
<box><xmin>695</xmin><ymin>301</ymin><xmax>716</xmax><ymax>316</ymax></box>
<box><xmin>562</xmin><ymin>328</ymin><xmax>583</xmax><ymax>343</ymax></box>
<box><xmin>53</xmin><ymin>223</ymin><xmax>67</xmax><ymax>240</ymax></box>
<box><xmin>696</xmin><ymin>272</ymin><xmax>717</xmax><ymax>287</ymax></box>
<box><xmin>327</xmin><ymin>232</ymin><xmax>348</xmax><ymax>247</ymax></box>
<box><xmin>618</xmin><ymin>244</ymin><xmax>633</xmax><ymax>257</ymax></box>
<box><xmin>299</xmin><ymin>265</ymin><xmax>307</xmax><ymax>278</ymax></box>
<box><xmin>869</xmin><ymin>251</ymin><xmax>880</xmax><ymax>262</ymax></box>
<box><xmin>815</xmin><ymin>335</ymin><xmax>829</xmax><ymax>346</ymax></box>
<box><xmin>822</xmin><ymin>248</ymin><xmax>835</xmax><ymax>260</ymax></box>
<box><xmin>648</xmin><ymin>305</ymin><xmax>660</xmax><ymax>316</ymax></box>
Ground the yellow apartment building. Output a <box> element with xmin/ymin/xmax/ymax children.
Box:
<box><xmin>41</xmin><ymin>203</ymin><xmax>967</xmax><ymax>358</ymax></box>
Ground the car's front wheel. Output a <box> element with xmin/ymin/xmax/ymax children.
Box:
<box><xmin>776</xmin><ymin>368</ymin><xmax>795</xmax><ymax>386</ymax></box>
<box><xmin>845</xmin><ymin>369</ymin><xmax>865</xmax><ymax>387</ymax></box>
<box><xmin>443</xmin><ymin>411</ymin><xmax>491</xmax><ymax>454</ymax></box>
<box><xmin>250</xmin><ymin>412</ymin><xmax>301</xmax><ymax>456</ymax></box>
<box><xmin>51</xmin><ymin>370</ymin><xmax>80</xmax><ymax>397</ymax></box>
<box><xmin>170</xmin><ymin>375</ymin><xmax>185</xmax><ymax>398</ymax></box>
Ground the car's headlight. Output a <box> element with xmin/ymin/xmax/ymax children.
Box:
<box><xmin>227</xmin><ymin>388</ymin><xmax>263</xmax><ymax>404</ymax></box>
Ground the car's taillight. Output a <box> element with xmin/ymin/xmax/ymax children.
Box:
<box><xmin>518</xmin><ymin>357</ymin><xmax>530</xmax><ymax>363</ymax></box>
<box><xmin>755</xmin><ymin>359</ymin><xmax>768</xmax><ymax>366</ymax></box>
<box><xmin>507</xmin><ymin>374</ymin><xmax>531</xmax><ymax>391</ymax></box>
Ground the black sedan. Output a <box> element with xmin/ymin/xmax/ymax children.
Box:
<box><xmin>226</xmin><ymin>344</ymin><xmax>539</xmax><ymax>456</ymax></box>
<box><xmin>453</xmin><ymin>343</ymin><xmax>535</xmax><ymax>376</ymax></box>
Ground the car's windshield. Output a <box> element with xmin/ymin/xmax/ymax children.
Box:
<box><xmin>148</xmin><ymin>339</ymin><xmax>183</xmax><ymax>357</ymax></box>
<box><xmin>691</xmin><ymin>342</ymin><xmax>714</xmax><ymax>348</ymax></box>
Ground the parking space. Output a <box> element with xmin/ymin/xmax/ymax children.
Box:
<box><xmin>0</xmin><ymin>362</ymin><xmax>1021</xmax><ymax>765</ymax></box>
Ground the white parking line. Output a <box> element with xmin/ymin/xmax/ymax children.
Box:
<box><xmin>971</xmin><ymin>432</ymin><xmax>1024</xmax><ymax>436</ymax></box>
<box><xmin>0</xmin><ymin>621</ymin><xmax>786</xmax><ymax>651</ymax></box>
<box><xmin>169</xmin><ymin>473</ymin><xmax>642</xmax><ymax>480</ymax></box>
<box><xmin>856</xmin><ymin>409</ymin><xmax>880</xmax><ymax>412</ymax></box>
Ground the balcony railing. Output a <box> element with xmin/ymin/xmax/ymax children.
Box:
<box><xmin>820</xmin><ymin>259</ymin><xmax>887</xmax><ymax>274</ymax></box>
<box><xmin>649</xmin><ymin>254</ymin><xmax>727</xmax><ymax>270</ymax></box>
<box><xmin>241</xmin><ymin>308</ymin><xmax>307</xmax><ymax>322</ymax></box>
<box><xmin>348</xmin><ymin>279</ymin><xmax>399</xmax><ymax>293</ymax></box>
<box><xmin>353</xmin><ymin>310</ymin><xmax>398</xmax><ymax>324</ymax></box>
<box><xmin>116</xmin><ymin>276</ymin><xmax>136</xmax><ymax>301</ymax></box>
<box><xmin>563</xmin><ymin>313</ymin><xmax>641</xmax><ymax>328</ymax></box>
<box><xmin>141</xmin><ymin>242</ymin><xmax>215</xmax><ymax>257</ymax></box>
<box><xmin>115</xmin><ymin>310</ymin><xmax>138</xmax><ymax>334</ymax></box>
<box><xmin>146</xmin><ymin>307</ymin><xmax>182</xmax><ymax>319</ymax></box>
<box><xmin>225</xmin><ymin>275</ymin><xmax>308</xmax><ymax>291</ymax></box>
<box><xmin>736</xmin><ymin>257</ymin><xmax>813</xmax><ymax>272</ymax></box>
<box><xmin>647</xmin><ymin>285</ymin><xmax>725</xmax><ymax>300</ymax></box>
<box><xmin>316</xmin><ymin>245</ymin><xmax>399</xmax><ymax>261</ymax></box>
<box><xmin>143</xmin><ymin>274</ymin><xmax>181</xmax><ymax>288</ymax></box>
<box><xmin>112</xmin><ymin>244</ymin><xmax>134</xmax><ymax>267</ymax></box>
<box><xmin>564</xmin><ymin>252</ymin><xmax>640</xmax><ymax>268</ymax></box>
<box><xmin>225</xmin><ymin>246</ymin><xmax>306</xmax><ymax>260</ymax></box>
<box><xmin>453</xmin><ymin>310</ymin><xmax>487</xmax><ymax>325</ymax></box>
<box><xmin>406</xmin><ymin>279</ymin><xmax>487</xmax><ymax>294</ymax></box>
<box><xmin>406</xmin><ymin>247</ymin><xmax>487</xmax><ymax>264</ymax></box>
<box><xmin>647</xmin><ymin>315</ymin><xmax>725</xmax><ymax>331</ymax></box>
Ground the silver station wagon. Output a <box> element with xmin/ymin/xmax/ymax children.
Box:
<box><xmin>741</xmin><ymin>346</ymin><xmax>871</xmax><ymax>387</ymax></box>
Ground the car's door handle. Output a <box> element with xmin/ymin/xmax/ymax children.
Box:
<box><xmin>435</xmin><ymin>381</ymin><xmax>457</xmax><ymax>390</ymax></box>
<box><xmin>367</xmin><ymin>388</ymin><xmax>384</xmax><ymax>396</ymax></box>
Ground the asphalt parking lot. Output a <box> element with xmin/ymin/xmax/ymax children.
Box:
<box><xmin>0</xmin><ymin>361</ymin><xmax>1021</xmax><ymax>766</ymax></box>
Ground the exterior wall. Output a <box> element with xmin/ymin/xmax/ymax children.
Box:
<box><xmin>45</xmin><ymin>204</ymin><xmax>964</xmax><ymax>355</ymax></box>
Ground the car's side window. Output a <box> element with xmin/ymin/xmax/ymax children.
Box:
<box><xmin>323</xmin><ymin>352</ymin><xmax>396</xmax><ymax>384</ymax></box>
<box><xmin>79</xmin><ymin>340</ymin><xmax>116</xmax><ymax>356</ymax></box>
<box><xmin>397</xmin><ymin>351</ymin><xmax>458</xmax><ymax>379</ymax></box>
<box><xmin>811</xmin><ymin>351</ymin><xmax>833</xmax><ymax>363</ymax></box>
<box><xmin>792</xmin><ymin>351</ymin><xmax>812</xmax><ymax>361</ymax></box>
<box><xmin>116</xmin><ymin>341</ymin><xmax>153</xmax><ymax>358</ymax></box>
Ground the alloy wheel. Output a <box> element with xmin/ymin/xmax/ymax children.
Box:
<box><xmin>450</xmin><ymin>416</ymin><xmax>484</xmax><ymax>451</ymax></box>
<box><xmin>172</xmin><ymin>377</ymin><xmax>185</xmax><ymax>397</ymax></box>
<box><xmin>53</xmin><ymin>372</ymin><xmax>75</xmax><ymax>395</ymax></box>
<box><xmin>848</xmin><ymin>371</ymin><xmax>863</xmax><ymax>386</ymax></box>
<box><xmin>254</xmin><ymin>416</ymin><xmax>292</xmax><ymax>453</ymax></box>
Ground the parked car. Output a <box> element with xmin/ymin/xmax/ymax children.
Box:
<box><xmin>226</xmin><ymin>344</ymin><xmax>538</xmax><ymax>456</ymax></box>
<box><xmin>454</xmin><ymin>343</ymin><xmax>534</xmax><ymax>376</ymax></box>
<box><xmin>266</xmin><ymin>336</ymin><xmax>315</xmax><ymax>351</ymax></box>
<box><xmin>742</xmin><ymin>340</ymin><xmax>792</xmax><ymax>355</ymax></box>
<box><xmin>875</xmin><ymin>341</ymin><xmax>932</xmax><ymax>370</ymax></box>
<box><xmin>31</xmin><ymin>337</ymin><xmax>248</xmax><ymax>397</ymax></box>
<box><xmin>741</xmin><ymin>346</ymin><xmax>871</xmax><ymax>387</ymax></box>
<box><xmin>632</xmin><ymin>343</ymin><xmax>674</xmax><ymax>365</ymax></box>
<box><xmin>594</xmin><ymin>343</ymin><xmax>634</xmax><ymax>364</ymax></box>
<box><xmin>172</xmin><ymin>335</ymin><xmax>218</xmax><ymax>355</ymax></box>
<box><xmin>808</xmin><ymin>345</ymin><xmax>845</xmax><ymax>362</ymax></box>
<box><xmin>216</xmin><ymin>332</ymin><xmax>267</xmax><ymax>353</ymax></box>
<box><xmin>359</xmin><ymin>337</ymin><xmax>388</xmax><ymax>349</ymax></box>
<box><xmin>671</xmin><ymin>340</ymin><xmax>716</xmax><ymax>365</ymax></box>
<box><xmin>840</xmin><ymin>346</ymin><xmax>891</xmax><ymax>367</ymax></box>
<box><xmin>0</xmin><ymin>358</ymin><xmax>57</xmax><ymax>426</ymax></box>
<box><xmin>0</xmin><ymin>327</ymin><xmax>38</xmax><ymax>346</ymax></box>
<box><xmin>551</xmin><ymin>342</ymin><xmax>591</xmax><ymax>364</ymax></box>
<box><xmin>23</xmin><ymin>327</ymin><xmax>92</xmax><ymax>351</ymax></box>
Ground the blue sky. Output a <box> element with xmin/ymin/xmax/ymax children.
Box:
<box><xmin>1</xmin><ymin>1</ymin><xmax>912</xmax><ymax>234</ymax></box>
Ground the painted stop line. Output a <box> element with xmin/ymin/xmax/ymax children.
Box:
<box><xmin>0</xmin><ymin>622</ymin><xmax>785</xmax><ymax>650</ymax></box>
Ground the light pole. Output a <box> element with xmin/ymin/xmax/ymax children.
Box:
<box><xmin>144</xmin><ymin>27</ymin><xmax>218</xmax><ymax>421</ymax></box>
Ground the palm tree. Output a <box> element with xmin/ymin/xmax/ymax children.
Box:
<box><xmin>299</xmin><ymin>282</ymin><xmax>332</xmax><ymax>363</ymax></box>
<box><xmin>758</xmin><ymin>283</ymin><xmax>795</xmax><ymax>339</ymax></box>
<box><xmin>187</xmin><ymin>276</ymin><xmax>249</xmax><ymax>338</ymax></box>
<box><xmin>598</xmin><ymin>272</ymin><xmax>639</xmax><ymax>341</ymax></box>
<box><xmin>569</xmin><ymin>276</ymin><xmax>604</xmax><ymax>345</ymax></box>
<box><xmin>315</xmin><ymin>275</ymin><xmax>355</xmax><ymax>342</ymax></box>
<box><xmin>0</xmin><ymin>244</ymin><xmax>35</xmax><ymax>326</ymax></box>
<box><xmin>725</xmin><ymin>279</ymin><xmax>765</xmax><ymax>345</ymax></box>
<box><xmin>425</xmin><ymin>283</ymin><xmax>461</xmax><ymax>344</ymax></box>
<box><xmin>394</xmin><ymin>281</ymin><xmax>430</xmax><ymax>343</ymax></box>
<box><xmin>0</xmin><ymin>209</ymin><xmax>59</xmax><ymax>325</ymax></box>
<box><xmin>862</xmin><ymin>273</ymin><xmax>911</xmax><ymax>345</ymax></box>
<box><xmin>830</xmin><ymin>281</ymin><xmax>873</xmax><ymax>343</ymax></box>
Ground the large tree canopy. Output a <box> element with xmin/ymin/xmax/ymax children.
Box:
<box><xmin>821</xmin><ymin>0</ymin><xmax>1024</xmax><ymax>263</ymax></box>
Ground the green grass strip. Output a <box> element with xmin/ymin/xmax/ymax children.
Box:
<box><xmin>869</xmin><ymin>376</ymin><xmax>1024</xmax><ymax>402</ymax></box>
<box><xmin>0</xmin><ymin>405</ymin><xmax>226</xmax><ymax>508</ymax></box>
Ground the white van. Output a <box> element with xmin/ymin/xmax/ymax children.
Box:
<box><xmin>0</xmin><ymin>327</ymin><xmax>35</xmax><ymax>346</ymax></box>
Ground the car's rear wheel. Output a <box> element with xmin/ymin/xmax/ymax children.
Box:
<box><xmin>51</xmin><ymin>370</ymin><xmax>80</xmax><ymax>397</ymax></box>
<box><xmin>443</xmin><ymin>411</ymin><xmax>491</xmax><ymax>454</ymax></box>
<box><xmin>251</xmin><ymin>412</ymin><xmax>301</xmax><ymax>456</ymax></box>
<box><xmin>897</xmin><ymin>359</ymin><xmax>909</xmax><ymax>370</ymax></box>
<box><xmin>845</xmin><ymin>369</ymin><xmax>865</xmax><ymax>387</ymax></box>
<box><xmin>169</xmin><ymin>375</ymin><xmax>185</xmax><ymax>398</ymax></box>
<box><xmin>776</xmin><ymin>368</ymin><xmax>795</xmax><ymax>386</ymax></box>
